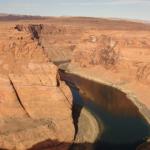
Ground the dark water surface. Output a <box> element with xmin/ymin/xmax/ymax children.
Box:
<box><xmin>59</xmin><ymin>70</ymin><xmax>150</xmax><ymax>150</ymax></box>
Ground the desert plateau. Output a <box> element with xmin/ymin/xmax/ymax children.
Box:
<box><xmin>0</xmin><ymin>14</ymin><xmax>150</xmax><ymax>150</ymax></box>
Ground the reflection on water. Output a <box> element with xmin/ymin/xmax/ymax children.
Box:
<box><xmin>59</xmin><ymin>70</ymin><xmax>150</xmax><ymax>150</ymax></box>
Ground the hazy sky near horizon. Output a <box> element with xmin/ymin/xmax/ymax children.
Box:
<box><xmin>0</xmin><ymin>0</ymin><xmax>150</xmax><ymax>20</ymax></box>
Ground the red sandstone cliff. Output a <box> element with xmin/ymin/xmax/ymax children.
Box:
<box><xmin>0</xmin><ymin>22</ymin><xmax>75</xmax><ymax>150</ymax></box>
<box><xmin>1</xmin><ymin>16</ymin><xmax>150</xmax><ymax>149</ymax></box>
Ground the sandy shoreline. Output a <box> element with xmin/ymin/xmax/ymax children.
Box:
<box><xmin>72</xmin><ymin>106</ymin><xmax>103</xmax><ymax>150</ymax></box>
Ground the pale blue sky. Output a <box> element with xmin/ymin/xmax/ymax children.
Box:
<box><xmin>0</xmin><ymin>0</ymin><xmax>150</xmax><ymax>20</ymax></box>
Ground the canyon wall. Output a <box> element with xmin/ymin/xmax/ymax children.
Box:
<box><xmin>1</xmin><ymin>17</ymin><xmax>150</xmax><ymax>149</ymax></box>
<box><xmin>43</xmin><ymin>18</ymin><xmax>150</xmax><ymax>126</ymax></box>
<box><xmin>14</xmin><ymin>23</ymin><xmax>82</xmax><ymax>62</ymax></box>
<box><xmin>0</xmin><ymin>22</ymin><xmax>75</xmax><ymax>150</ymax></box>
<box><xmin>12</xmin><ymin>17</ymin><xmax>150</xmax><ymax>126</ymax></box>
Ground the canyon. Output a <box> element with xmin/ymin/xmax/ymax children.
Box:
<box><xmin>0</xmin><ymin>15</ymin><xmax>150</xmax><ymax>149</ymax></box>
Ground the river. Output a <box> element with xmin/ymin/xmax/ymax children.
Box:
<box><xmin>59</xmin><ymin>69</ymin><xmax>150</xmax><ymax>150</ymax></box>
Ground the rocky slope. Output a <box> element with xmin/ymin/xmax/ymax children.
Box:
<box><xmin>0</xmin><ymin>22</ymin><xmax>75</xmax><ymax>150</ymax></box>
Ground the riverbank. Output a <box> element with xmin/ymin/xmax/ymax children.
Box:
<box><xmin>59</xmin><ymin>68</ymin><xmax>150</xmax><ymax>149</ymax></box>
<box><xmin>72</xmin><ymin>107</ymin><xmax>103</xmax><ymax>150</ymax></box>
<box><xmin>65</xmin><ymin>65</ymin><xmax>150</xmax><ymax>126</ymax></box>
<box><xmin>66</xmin><ymin>81</ymin><xmax>104</xmax><ymax>150</ymax></box>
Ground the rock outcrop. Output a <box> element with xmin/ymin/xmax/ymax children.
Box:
<box><xmin>14</xmin><ymin>23</ymin><xmax>81</xmax><ymax>62</ymax></box>
<box><xmin>0</xmin><ymin>22</ymin><xmax>75</xmax><ymax>150</ymax></box>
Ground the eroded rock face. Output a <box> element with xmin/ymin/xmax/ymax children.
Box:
<box><xmin>14</xmin><ymin>24</ymin><xmax>81</xmax><ymax>62</ymax></box>
<box><xmin>15</xmin><ymin>24</ymin><xmax>43</xmax><ymax>40</ymax></box>
<box><xmin>0</xmin><ymin>23</ymin><xmax>75</xmax><ymax>150</ymax></box>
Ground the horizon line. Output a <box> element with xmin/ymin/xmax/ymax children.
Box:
<box><xmin>0</xmin><ymin>12</ymin><xmax>150</xmax><ymax>23</ymax></box>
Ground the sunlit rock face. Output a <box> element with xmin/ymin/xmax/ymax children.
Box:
<box><xmin>0</xmin><ymin>23</ymin><xmax>75</xmax><ymax>150</ymax></box>
<box><xmin>14</xmin><ymin>23</ymin><xmax>81</xmax><ymax>62</ymax></box>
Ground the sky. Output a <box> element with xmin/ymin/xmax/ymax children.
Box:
<box><xmin>0</xmin><ymin>0</ymin><xmax>150</xmax><ymax>20</ymax></box>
